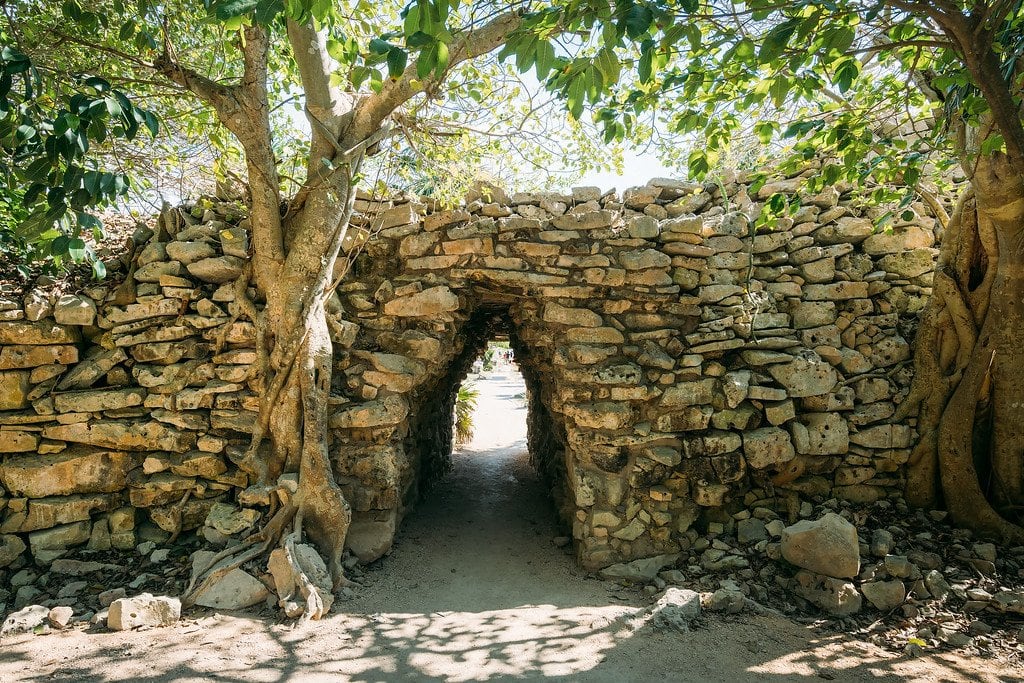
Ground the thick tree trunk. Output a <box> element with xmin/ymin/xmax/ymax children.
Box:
<box><xmin>903</xmin><ymin>153</ymin><xmax>1024</xmax><ymax>542</ymax></box>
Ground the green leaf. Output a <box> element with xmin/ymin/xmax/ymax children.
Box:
<box><xmin>759</xmin><ymin>18</ymin><xmax>800</xmax><ymax>63</ymax></box>
<box><xmin>622</xmin><ymin>4</ymin><xmax>653</xmax><ymax>40</ymax></box>
<box><xmin>211</xmin><ymin>0</ymin><xmax>259</xmax><ymax>21</ymax></box>
<box><xmin>50</xmin><ymin>234</ymin><xmax>70</xmax><ymax>256</ymax></box>
<box><xmin>68</xmin><ymin>237</ymin><xmax>86</xmax><ymax>261</ymax></box>
<box><xmin>387</xmin><ymin>46</ymin><xmax>408</xmax><ymax>79</ymax></box>
<box><xmin>638</xmin><ymin>42</ymin><xmax>653</xmax><ymax>84</ymax></box>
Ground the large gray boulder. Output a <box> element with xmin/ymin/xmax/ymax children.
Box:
<box><xmin>780</xmin><ymin>512</ymin><xmax>860</xmax><ymax>578</ymax></box>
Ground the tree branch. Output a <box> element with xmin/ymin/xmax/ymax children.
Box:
<box><xmin>349</xmin><ymin>10</ymin><xmax>524</xmax><ymax>143</ymax></box>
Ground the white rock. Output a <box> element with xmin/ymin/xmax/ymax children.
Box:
<box><xmin>780</xmin><ymin>512</ymin><xmax>860</xmax><ymax>578</ymax></box>
<box><xmin>107</xmin><ymin>593</ymin><xmax>181</xmax><ymax>630</ymax></box>
<box><xmin>1</xmin><ymin>604</ymin><xmax>49</xmax><ymax>635</ymax></box>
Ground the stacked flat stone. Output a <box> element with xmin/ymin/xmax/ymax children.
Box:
<box><xmin>0</xmin><ymin>172</ymin><xmax>941</xmax><ymax>572</ymax></box>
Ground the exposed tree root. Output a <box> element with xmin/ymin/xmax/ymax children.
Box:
<box><xmin>901</xmin><ymin>155</ymin><xmax>1024</xmax><ymax>542</ymax></box>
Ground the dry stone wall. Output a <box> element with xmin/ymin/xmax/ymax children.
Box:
<box><xmin>0</xmin><ymin>172</ymin><xmax>941</xmax><ymax>572</ymax></box>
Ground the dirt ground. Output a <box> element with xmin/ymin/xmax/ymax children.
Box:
<box><xmin>2</xmin><ymin>368</ymin><xmax>1021</xmax><ymax>682</ymax></box>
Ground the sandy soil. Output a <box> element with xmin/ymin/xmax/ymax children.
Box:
<box><xmin>1</xmin><ymin>368</ymin><xmax>1021</xmax><ymax>682</ymax></box>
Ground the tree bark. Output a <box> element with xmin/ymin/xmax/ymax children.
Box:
<box><xmin>903</xmin><ymin>152</ymin><xmax>1024</xmax><ymax>542</ymax></box>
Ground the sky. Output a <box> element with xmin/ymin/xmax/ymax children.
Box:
<box><xmin>577</xmin><ymin>150</ymin><xmax>676</xmax><ymax>193</ymax></box>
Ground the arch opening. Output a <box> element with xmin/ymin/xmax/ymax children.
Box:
<box><xmin>397</xmin><ymin>306</ymin><xmax>574</xmax><ymax>557</ymax></box>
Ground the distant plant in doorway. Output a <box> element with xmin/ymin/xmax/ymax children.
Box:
<box><xmin>455</xmin><ymin>382</ymin><xmax>479</xmax><ymax>446</ymax></box>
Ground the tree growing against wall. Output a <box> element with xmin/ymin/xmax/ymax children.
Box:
<box><xmin>0</xmin><ymin>0</ymin><xmax>601</xmax><ymax>618</ymax></box>
<box><xmin>498</xmin><ymin>0</ymin><xmax>1024</xmax><ymax>542</ymax></box>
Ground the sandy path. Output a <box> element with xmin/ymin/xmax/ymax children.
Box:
<box><xmin>1</xmin><ymin>369</ymin><xmax>1019</xmax><ymax>682</ymax></box>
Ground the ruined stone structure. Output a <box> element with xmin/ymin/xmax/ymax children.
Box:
<box><xmin>0</xmin><ymin>173</ymin><xmax>941</xmax><ymax>572</ymax></box>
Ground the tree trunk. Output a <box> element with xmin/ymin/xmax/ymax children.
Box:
<box><xmin>903</xmin><ymin>152</ymin><xmax>1024</xmax><ymax>542</ymax></box>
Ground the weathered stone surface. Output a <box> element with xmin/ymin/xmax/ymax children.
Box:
<box><xmin>107</xmin><ymin>593</ymin><xmax>181</xmax><ymax>630</ymax></box>
<box><xmin>599</xmin><ymin>553</ymin><xmax>679</xmax><ymax>582</ymax></box>
<box><xmin>861</xmin><ymin>579</ymin><xmax>906</xmax><ymax>611</ymax></box>
<box><xmin>28</xmin><ymin>520</ymin><xmax>92</xmax><ymax>562</ymax></box>
<box><xmin>0</xmin><ymin>344</ymin><xmax>77</xmax><ymax>369</ymax></box>
<box><xmin>650</xmin><ymin>587</ymin><xmax>701</xmax><ymax>632</ymax></box>
<box><xmin>53</xmin><ymin>387</ymin><xmax>146</xmax><ymax>413</ymax></box>
<box><xmin>790</xmin><ymin>412</ymin><xmax>849</xmax><ymax>455</ymax></box>
<box><xmin>190</xmin><ymin>559</ymin><xmax>269</xmax><ymax>610</ymax></box>
<box><xmin>330</xmin><ymin>396</ymin><xmax>409</xmax><ymax>429</ymax></box>
<box><xmin>383</xmin><ymin>286</ymin><xmax>459</xmax><ymax>317</ymax></box>
<box><xmin>1</xmin><ymin>604</ymin><xmax>49</xmax><ymax>635</ymax></box>
<box><xmin>0</xmin><ymin>370</ymin><xmax>31</xmax><ymax>409</ymax></box>
<box><xmin>54</xmin><ymin>294</ymin><xmax>97</xmax><ymax>326</ymax></box>
<box><xmin>768</xmin><ymin>351</ymin><xmax>837</xmax><ymax>397</ymax></box>
<box><xmin>742</xmin><ymin>427</ymin><xmax>795</xmax><ymax>469</ymax></box>
<box><xmin>781</xmin><ymin>513</ymin><xmax>860</xmax><ymax>578</ymax></box>
<box><xmin>792</xmin><ymin>570</ymin><xmax>862</xmax><ymax>616</ymax></box>
<box><xmin>0</xmin><ymin>320</ymin><xmax>80</xmax><ymax>345</ymax></box>
<box><xmin>0</xmin><ymin>448</ymin><xmax>136</xmax><ymax>497</ymax></box>
<box><xmin>186</xmin><ymin>255</ymin><xmax>245</xmax><ymax>283</ymax></box>
<box><xmin>0</xmin><ymin>533</ymin><xmax>26</xmax><ymax>567</ymax></box>
<box><xmin>0</xmin><ymin>429</ymin><xmax>39</xmax><ymax>453</ymax></box>
<box><xmin>346</xmin><ymin>511</ymin><xmax>397</xmax><ymax>562</ymax></box>
<box><xmin>6</xmin><ymin>494</ymin><xmax>119</xmax><ymax>533</ymax></box>
<box><xmin>42</xmin><ymin>421</ymin><xmax>195</xmax><ymax>452</ymax></box>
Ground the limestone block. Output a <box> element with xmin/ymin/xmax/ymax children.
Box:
<box><xmin>57</xmin><ymin>348</ymin><xmax>127</xmax><ymax>390</ymax></box>
<box><xmin>4</xmin><ymin>494</ymin><xmax>120</xmax><ymax>533</ymax></box>
<box><xmin>106</xmin><ymin>299</ymin><xmax>181</xmax><ymax>325</ymax></box>
<box><xmin>166</xmin><ymin>240</ymin><xmax>216</xmax><ymax>264</ymax></box>
<box><xmin>28</xmin><ymin>520</ymin><xmax>92</xmax><ymax>562</ymax></box>
<box><xmin>53</xmin><ymin>387</ymin><xmax>146</xmax><ymax>413</ymax></box>
<box><xmin>330</xmin><ymin>395</ymin><xmax>409</xmax><ymax>429</ymax></box>
<box><xmin>23</xmin><ymin>289</ymin><xmax>52</xmax><ymax>321</ymax></box>
<box><xmin>850</xmin><ymin>424</ymin><xmax>912</xmax><ymax>449</ymax></box>
<box><xmin>781</xmin><ymin>512</ymin><xmax>860</xmax><ymax>578</ymax></box>
<box><xmin>0</xmin><ymin>370</ymin><xmax>30</xmax><ymax>410</ymax></box>
<box><xmin>107</xmin><ymin>593</ymin><xmax>181</xmax><ymax>630</ymax></box>
<box><xmin>551</xmin><ymin>210</ymin><xmax>614</xmax><ymax>230</ymax></box>
<box><xmin>790</xmin><ymin>412</ymin><xmax>849</xmax><ymax>455</ymax></box>
<box><xmin>187</xmin><ymin>255</ymin><xmax>245</xmax><ymax>283</ymax></box>
<box><xmin>879</xmin><ymin>248</ymin><xmax>936</xmax><ymax>278</ymax></box>
<box><xmin>564</xmin><ymin>402</ymin><xmax>633</xmax><ymax>430</ymax></box>
<box><xmin>543</xmin><ymin>303</ymin><xmax>602</xmax><ymax>327</ymax></box>
<box><xmin>768</xmin><ymin>351</ymin><xmax>837</xmax><ymax>397</ymax></box>
<box><xmin>0</xmin><ymin>448</ymin><xmax>135</xmax><ymax>497</ymax></box>
<box><xmin>619</xmin><ymin>248</ymin><xmax>671</xmax><ymax>270</ymax></box>
<box><xmin>383</xmin><ymin>286</ymin><xmax>459</xmax><ymax>317</ymax></box>
<box><xmin>813</xmin><ymin>217</ymin><xmax>874</xmax><ymax>245</ymax></box>
<box><xmin>792</xmin><ymin>570</ymin><xmax>862</xmax><ymax>616</ymax></box>
<box><xmin>660</xmin><ymin>379</ymin><xmax>716</xmax><ymax>407</ymax></box>
<box><xmin>0</xmin><ymin>430</ymin><xmax>39</xmax><ymax>453</ymax></box>
<box><xmin>346</xmin><ymin>509</ymin><xmax>398</xmax><ymax>562</ymax></box>
<box><xmin>219</xmin><ymin>226</ymin><xmax>249</xmax><ymax>258</ymax></box>
<box><xmin>54</xmin><ymin>294</ymin><xmax>97</xmax><ymax>326</ymax></box>
<box><xmin>0</xmin><ymin>344</ymin><xmax>77</xmax><ymax>369</ymax></box>
<box><xmin>742</xmin><ymin>427</ymin><xmax>796</xmax><ymax>469</ymax></box>
<box><xmin>0</xmin><ymin>320</ymin><xmax>80</xmax><ymax>345</ymax></box>
<box><xmin>42</xmin><ymin>421</ymin><xmax>196</xmax><ymax>452</ymax></box>
<box><xmin>0</xmin><ymin>533</ymin><xmax>26</xmax><ymax>567</ymax></box>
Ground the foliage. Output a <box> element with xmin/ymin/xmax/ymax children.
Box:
<box><xmin>481</xmin><ymin>346</ymin><xmax>496</xmax><ymax>371</ymax></box>
<box><xmin>495</xmin><ymin>1</ymin><xmax>1024</xmax><ymax>222</ymax></box>
<box><xmin>0</xmin><ymin>41</ymin><xmax>158</xmax><ymax>275</ymax></box>
<box><xmin>454</xmin><ymin>381</ymin><xmax>478</xmax><ymax>446</ymax></box>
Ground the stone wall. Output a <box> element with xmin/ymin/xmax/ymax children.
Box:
<box><xmin>0</xmin><ymin>172</ymin><xmax>941</xmax><ymax>571</ymax></box>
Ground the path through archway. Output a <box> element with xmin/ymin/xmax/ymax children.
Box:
<box><xmin>359</xmin><ymin>357</ymin><xmax>595</xmax><ymax>611</ymax></box>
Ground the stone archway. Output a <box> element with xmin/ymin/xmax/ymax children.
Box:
<box><xmin>0</xmin><ymin>177</ymin><xmax>935</xmax><ymax>575</ymax></box>
<box><xmin>327</xmin><ymin>180</ymin><xmax>931</xmax><ymax>570</ymax></box>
